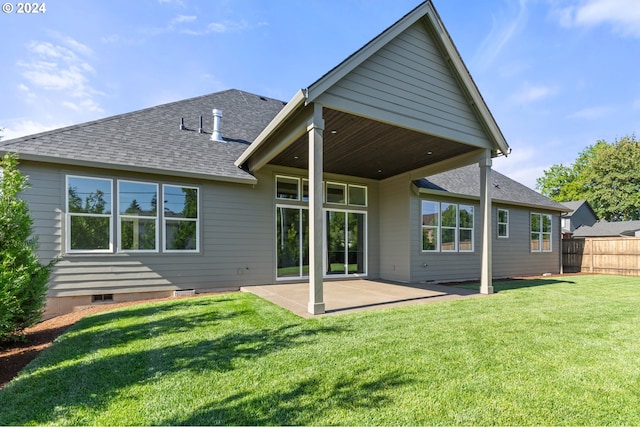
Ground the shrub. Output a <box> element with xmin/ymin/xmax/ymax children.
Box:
<box><xmin>0</xmin><ymin>152</ymin><xmax>55</xmax><ymax>343</ymax></box>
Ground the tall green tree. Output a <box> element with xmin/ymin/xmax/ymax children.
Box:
<box><xmin>536</xmin><ymin>135</ymin><xmax>640</xmax><ymax>221</ymax></box>
<box><xmin>0</xmin><ymin>152</ymin><xmax>55</xmax><ymax>343</ymax></box>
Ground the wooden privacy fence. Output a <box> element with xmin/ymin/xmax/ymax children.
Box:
<box><xmin>563</xmin><ymin>237</ymin><xmax>640</xmax><ymax>276</ymax></box>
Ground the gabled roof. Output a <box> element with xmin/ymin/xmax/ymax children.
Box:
<box><xmin>414</xmin><ymin>164</ymin><xmax>569</xmax><ymax>212</ymax></box>
<box><xmin>236</xmin><ymin>0</ymin><xmax>510</xmax><ymax>176</ymax></box>
<box><xmin>0</xmin><ymin>90</ymin><xmax>286</xmax><ymax>183</ymax></box>
<box><xmin>561</xmin><ymin>200</ymin><xmax>597</xmax><ymax>218</ymax></box>
<box><xmin>573</xmin><ymin>220</ymin><xmax>640</xmax><ymax>238</ymax></box>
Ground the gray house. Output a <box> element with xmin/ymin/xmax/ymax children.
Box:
<box><xmin>560</xmin><ymin>200</ymin><xmax>598</xmax><ymax>238</ymax></box>
<box><xmin>1</xmin><ymin>1</ymin><xmax>567</xmax><ymax>317</ymax></box>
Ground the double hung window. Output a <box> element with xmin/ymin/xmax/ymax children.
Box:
<box><xmin>66</xmin><ymin>175</ymin><xmax>199</xmax><ymax>253</ymax></box>
<box><xmin>531</xmin><ymin>213</ymin><xmax>552</xmax><ymax>252</ymax></box>
<box><xmin>421</xmin><ymin>200</ymin><xmax>474</xmax><ymax>252</ymax></box>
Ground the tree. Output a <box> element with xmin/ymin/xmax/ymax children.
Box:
<box><xmin>536</xmin><ymin>135</ymin><xmax>640</xmax><ymax>221</ymax></box>
<box><xmin>0</xmin><ymin>152</ymin><xmax>55</xmax><ymax>343</ymax></box>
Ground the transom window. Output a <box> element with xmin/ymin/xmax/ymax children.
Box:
<box><xmin>498</xmin><ymin>208</ymin><xmax>509</xmax><ymax>238</ymax></box>
<box><xmin>531</xmin><ymin>213</ymin><xmax>552</xmax><ymax>252</ymax></box>
<box><xmin>275</xmin><ymin>175</ymin><xmax>367</xmax><ymax>207</ymax></box>
<box><xmin>421</xmin><ymin>200</ymin><xmax>474</xmax><ymax>252</ymax></box>
<box><xmin>66</xmin><ymin>175</ymin><xmax>199</xmax><ymax>253</ymax></box>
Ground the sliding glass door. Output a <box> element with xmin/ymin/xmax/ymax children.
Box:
<box><xmin>326</xmin><ymin>210</ymin><xmax>366</xmax><ymax>276</ymax></box>
<box><xmin>276</xmin><ymin>207</ymin><xmax>366</xmax><ymax>279</ymax></box>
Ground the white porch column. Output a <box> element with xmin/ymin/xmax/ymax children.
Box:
<box><xmin>479</xmin><ymin>152</ymin><xmax>494</xmax><ymax>294</ymax></box>
<box><xmin>308</xmin><ymin>103</ymin><xmax>325</xmax><ymax>315</ymax></box>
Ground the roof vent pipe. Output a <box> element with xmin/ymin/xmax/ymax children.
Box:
<box><xmin>198</xmin><ymin>115</ymin><xmax>203</xmax><ymax>134</ymax></box>
<box><xmin>211</xmin><ymin>109</ymin><xmax>224</xmax><ymax>142</ymax></box>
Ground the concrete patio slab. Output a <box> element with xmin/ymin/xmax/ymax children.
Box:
<box><xmin>241</xmin><ymin>279</ymin><xmax>486</xmax><ymax>317</ymax></box>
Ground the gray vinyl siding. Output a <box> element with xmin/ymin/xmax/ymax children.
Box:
<box><xmin>378</xmin><ymin>177</ymin><xmax>411</xmax><ymax>282</ymax></box>
<box><xmin>19</xmin><ymin>161</ymin><xmax>276</xmax><ymax>298</ymax></box>
<box><xmin>491</xmin><ymin>205</ymin><xmax>561</xmax><ymax>277</ymax></box>
<box><xmin>409</xmin><ymin>193</ymin><xmax>562</xmax><ymax>283</ymax></box>
<box><xmin>317</xmin><ymin>21</ymin><xmax>492</xmax><ymax>149</ymax></box>
<box><xmin>18</xmin><ymin>161</ymin><xmax>380</xmax><ymax>298</ymax></box>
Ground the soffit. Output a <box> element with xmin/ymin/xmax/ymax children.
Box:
<box><xmin>268</xmin><ymin>107</ymin><xmax>477</xmax><ymax>180</ymax></box>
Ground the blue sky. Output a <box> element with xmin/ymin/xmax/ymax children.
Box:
<box><xmin>1</xmin><ymin>0</ymin><xmax>638</xmax><ymax>190</ymax></box>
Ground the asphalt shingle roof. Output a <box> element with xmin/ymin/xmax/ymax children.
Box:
<box><xmin>414</xmin><ymin>164</ymin><xmax>568</xmax><ymax>211</ymax></box>
<box><xmin>0</xmin><ymin>89</ymin><xmax>286</xmax><ymax>182</ymax></box>
<box><xmin>573</xmin><ymin>220</ymin><xmax>640</xmax><ymax>237</ymax></box>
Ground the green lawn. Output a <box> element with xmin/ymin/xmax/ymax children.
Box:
<box><xmin>1</xmin><ymin>275</ymin><xmax>640</xmax><ymax>425</ymax></box>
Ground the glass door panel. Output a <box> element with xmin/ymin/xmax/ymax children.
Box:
<box><xmin>347</xmin><ymin>212</ymin><xmax>366</xmax><ymax>274</ymax></box>
<box><xmin>326</xmin><ymin>211</ymin><xmax>346</xmax><ymax>275</ymax></box>
<box><xmin>277</xmin><ymin>207</ymin><xmax>302</xmax><ymax>278</ymax></box>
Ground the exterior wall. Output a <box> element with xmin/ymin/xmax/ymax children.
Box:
<box><xmin>19</xmin><ymin>161</ymin><xmax>380</xmax><ymax>316</ymax></box>
<box><xmin>569</xmin><ymin>204</ymin><xmax>598</xmax><ymax>231</ymax></box>
<box><xmin>317</xmin><ymin>21</ymin><xmax>492</xmax><ymax>149</ymax></box>
<box><xmin>409</xmin><ymin>191</ymin><xmax>562</xmax><ymax>283</ymax></box>
<box><xmin>378</xmin><ymin>177</ymin><xmax>412</xmax><ymax>282</ymax></box>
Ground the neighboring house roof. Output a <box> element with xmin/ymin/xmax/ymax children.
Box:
<box><xmin>561</xmin><ymin>200</ymin><xmax>597</xmax><ymax>218</ymax></box>
<box><xmin>414</xmin><ymin>164</ymin><xmax>569</xmax><ymax>212</ymax></box>
<box><xmin>573</xmin><ymin>220</ymin><xmax>640</xmax><ymax>238</ymax></box>
<box><xmin>0</xmin><ymin>89</ymin><xmax>286</xmax><ymax>184</ymax></box>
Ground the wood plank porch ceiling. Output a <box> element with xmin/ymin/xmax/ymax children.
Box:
<box><xmin>269</xmin><ymin>108</ymin><xmax>477</xmax><ymax>180</ymax></box>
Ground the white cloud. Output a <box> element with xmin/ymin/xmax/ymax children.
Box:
<box><xmin>512</xmin><ymin>82</ymin><xmax>558</xmax><ymax>104</ymax></box>
<box><xmin>172</xmin><ymin>15</ymin><xmax>196</xmax><ymax>24</ymax></box>
<box><xmin>554</xmin><ymin>0</ymin><xmax>640</xmax><ymax>38</ymax></box>
<box><xmin>493</xmin><ymin>145</ymin><xmax>544</xmax><ymax>190</ymax></box>
<box><xmin>568</xmin><ymin>106</ymin><xmax>615</xmax><ymax>119</ymax></box>
<box><xmin>17</xmin><ymin>35</ymin><xmax>104</xmax><ymax>114</ymax></box>
<box><xmin>1</xmin><ymin>119</ymin><xmax>68</xmax><ymax>140</ymax></box>
<box><xmin>473</xmin><ymin>0</ymin><xmax>528</xmax><ymax>70</ymax></box>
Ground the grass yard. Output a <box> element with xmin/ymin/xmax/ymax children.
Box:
<box><xmin>1</xmin><ymin>274</ymin><xmax>640</xmax><ymax>425</ymax></box>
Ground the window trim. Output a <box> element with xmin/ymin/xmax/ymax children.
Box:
<box><xmin>326</xmin><ymin>182</ymin><xmax>347</xmax><ymax>205</ymax></box>
<box><xmin>421</xmin><ymin>200</ymin><xmax>474</xmax><ymax>253</ymax></box>
<box><xmin>117</xmin><ymin>179</ymin><xmax>159</xmax><ymax>253</ymax></box>
<box><xmin>497</xmin><ymin>208</ymin><xmax>509</xmax><ymax>239</ymax></box>
<box><xmin>162</xmin><ymin>184</ymin><xmax>200</xmax><ymax>253</ymax></box>
<box><xmin>348</xmin><ymin>184</ymin><xmax>368</xmax><ymax>207</ymax></box>
<box><xmin>275</xmin><ymin>175</ymin><xmax>300</xmax><ymax>201</ymax></box>
<box><xmin>530</xmin><ymin>212</ymin><xmax>552</xmax><ymax>253</ymax></box>
<box><xmin>66</xmin><ymin>175</ymin><xmax>114</xmax><ymax>254</ymax></box>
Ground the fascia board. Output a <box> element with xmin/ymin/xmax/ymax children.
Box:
<box><xmin>234</xmin><ymin>89</ymin><xmax>306</xmax><ymax>169</ymax></box>
<box><xmin>423</xmin><ymin>3</ymin><xmax>511</xmax><ymax>157</ymax></box>
<box><xmin>305</xmin><ymin>2</ymin><xmax>432</xmax><ymax>102</ymax></box>
<box><xmin>10</xmin><ymin>153</ymin><xmax>258</xmax><ymax>185</ymax></box>
<box><xmin>415</xmin><ymin>185</ymin><xmax>571</xmax><ymax>213</ymax></box>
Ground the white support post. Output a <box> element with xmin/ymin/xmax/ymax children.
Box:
<box><xmin>308</xmin><ymin>103</ymin><xmax>325</xmax><ymax>314</ymax></box>
<box><xmin>479</xmin><ymin>152</ymin><xmax>493</xmax><ymax>294</ymax></box>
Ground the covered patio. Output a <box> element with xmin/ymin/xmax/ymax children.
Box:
<box><xmin>241</xmin><ymin>279</ymin><xmax>486</xmax><ymax>318</ymax></box>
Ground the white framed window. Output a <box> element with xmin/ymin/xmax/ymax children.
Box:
<box><xmin>459</xmin><ymin>204</ymin><xmax>474</xmax><ymax>252</ymax></box>
<box><xmin>326</xmin><ymin>182</ymin><xmax>346</xmax><ymax>204</ymax></box>
<box><xmin>531</xmin><ymin>213</ymin><xmax>552</xmax><ymax>252</ymax></box>
<box><xmin>421</xmin><ymin>201</ymin><xmax>440</xmax><ymax>252</ymax></box>
<box><xmin>163</xmin><ymin>184</ymin><xmax>200</xmax><ymax>252</ymax></box>
<box><xmin>118</xmin><ymin>180</ymin><xmax>159</xmax><ymax>252</ymax></box>
<box><xmin>66</xmin><ymin>175</ymin><xmax>113</xmax><ymax>253</ymax></box>
<box><xmin>276</xmin><ymin>176</ymin><xmax>299</xmax><ymax>200</ymax></box>
<box><xmin>498</xmin><ymin>208</ymin><xmax>509</xmax><ymax>238</ymax></box>
<box><xmin>441</xmin><ymin>203</ymin><xmax>457</xmax><ymax>251</ymax></box>
<box><xmin>421</xmin><ymin>200</ymin><xmax>474</xmax><ymax>253</ymax></box>
<box><xmin>348</xmin><ymin>184</ymin><xmax>367</xmax><ymax>207</ymax></box>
